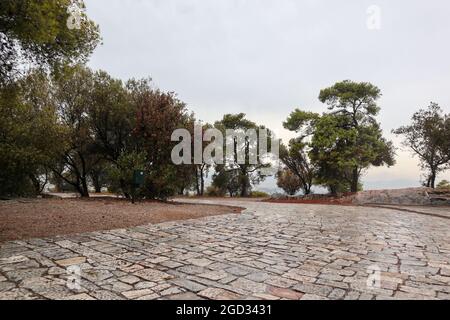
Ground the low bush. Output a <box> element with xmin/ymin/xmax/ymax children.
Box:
<box><xmin>250</xmin><ymin>191</ymin><xmax>270</xmax><ymax>198</ymax></box>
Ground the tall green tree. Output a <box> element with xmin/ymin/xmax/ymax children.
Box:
<box><xmin>308</xmin><ymin>114</ymin><xmax>367</xmax><ymax>194</ymax></box>
<box><xmin>317</xmin><ymin>80</ymin><xmax>395</xmax><ymax>192</ymax></box>
<box><xmin>284</xmin><ymin>81</ymin><xmax>395</xmax><ymax>194</ymax></box>
<box><xmin>52</xmin><ymin>64</ymin><xmax>97</xmax><ymax>197</ymax></box>
<box><xmin>211</xmin><ymin>165</ymin><xmax>242</xmax><ymax>197</ymax></box>
<box><xmin>89</xmin><ymin>71</ymin><xmax>134</xmax><ymax>163</ymax></box>
<box><xmin>214</xmin><ymin>113</ymin><xmax>273</xmax><ymax>197</ymax></box>
<box><xmin>284</xmin><ymin>110</ymin><xmax>351</xmax><ymax>194</ymax></box>
<box><xmin>0</xmin><ymin>70</ymin><xmax>66</xmax><ymax>196</ymax></box>
<box><xmin>0</xmin><ymin>0</ymin><xmax>100</xmax><ymax>85</ymax></box>
<box><xmin>87</xmin><ymin>70</ymin><xmax>136</xmax><ymax>196</ymax></box>
<box><xmin>393</xmin><ymin>103</ymin><xmax>449</xmax><ymax>188</ymax></box>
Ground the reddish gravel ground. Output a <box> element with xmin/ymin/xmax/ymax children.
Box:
<box><xmin>0</xmin><ymin>197</ymin><xmax>243</xmax><ymax>242</ymax></box>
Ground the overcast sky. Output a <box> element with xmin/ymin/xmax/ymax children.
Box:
<box><xmin>85</xmin><ymin>0</ymin><xmax>450</xmax><ymax>190</ymax></box>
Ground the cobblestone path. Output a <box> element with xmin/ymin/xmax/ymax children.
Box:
<box><xmin>1</xmin><ymin>199</ymin><xmax>449</xmax><ymax>300</ymax></box>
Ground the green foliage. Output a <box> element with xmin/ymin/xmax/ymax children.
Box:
<box><xmin>393</xmin><ymin>103</ymin><xmax>449</xmax><ymax>188</ymax></box>
<box><xmin>0</xmin><ymin>62</ymin><xmax>198</xmax><ymax>200</ymax></box>
<box><xmin>205</xmin><ymin>185</ymin><xmax>225</xmax><ymax>197</ymax></box>
<box><xmin>437</xmin><ymin>180</ymin><xmax>450</xmax><ymax>189</ymax></box>
<box><xmin>250</xmin><ymin>191</ymin><xmax>270</xmax><ymax>198</ymax></box>
<box><xmin>0</xmin><ymin>70</ymin><xmax>66</xmax><ymax>197</ymax></box>
<box><xmin>89</xmin><ymin>162</ymin><xmax>108</xmax><ymax>193</ymax></box>
<box><xmin>309</xmin><ymin>113</ymin><xmax>394</xmax><ymax>193</ymax></box>
<box><xmin>107</xmin><ymin>151</ymin><xmax>147</xmax><ymax>202</ymax></box>
<box><xmin>87</xmin><ymin>71</ymin><xmax>194</xmax><ymax>200</ymax></box>
<box><xmin>143</xmin><ymin>165</ymin><xmax>183</xmax><ymax>200</ymax></box>
<box><xmin>174</xmin><ymin>165</ymin><xmax>197</xmax><ymax>196</ymax></box>
<box><xmin>0</xmin><ymin>0</ymin><xmax>200</xmax><ymax>200</ymax></box>
<box><xmin>89</xmin><ymin>70</ymin><xmax>134</xmax><ymax>162</ymax></box>
<box><xmin>319</xmin><ymin>80</ymin><xmax>381</xmax><ymax>118</ymax></box>
<box><xmin>0</xmin><ymin>0</ymin><xmax>100</xmax><ymax>196</ymax></box>
<box><xmin>213</xmin><ymin>113</ymin><xmax>273</xmax><ymax>197</ymax></box>
<box><xmin>51</xmin><ymin>64</ymin><xmax>97</xmax><ymax>197</ymax></box>
<box><xmin>283</xmin><ymin>109</ymin><xmax>319</xmax><ymax>137</ymax></box>
<box><xmin>285</xmin><ymin>80</ymin><xmax>395</xmax><ymax>194</ymax></box>
<box><xmin>0</xmin><ymin>0</ymin><xmax>100</xmax><ymax>85</ymax></box>
<box><xmin>211</xmin><ymin>166</ymin><xmax>242</xmax><ymax>197</ymax></box>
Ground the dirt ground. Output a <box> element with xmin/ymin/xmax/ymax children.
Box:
<box><xmin>0</xmin><ymin>198</ymin><xmax>243</xmax><ymax>242</ymax></box>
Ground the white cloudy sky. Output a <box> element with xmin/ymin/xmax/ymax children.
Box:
<box><xmin>85</xmin><ymin>0</ymin><xmax>450</xmax><ymax>190</ymax></box>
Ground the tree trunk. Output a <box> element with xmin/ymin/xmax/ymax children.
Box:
<box><xmin>80</xmin><ymin>177</ymin><xmax>90</xmax><ymax>197</ymax></box>
<box><xmin>240</xmin><ymin>171</ymin><xmax>249</xmax><ymax>197</ymax></box>
<box><xmin>52</xmin><ymin>168</ymin><xmax>87</xmax><ymax>197</ymax></box>
<box><xmin>195</xmin><ymin>167</ymin><xmax>201</xmax><ymax>196</ymax></box>
<box><xmin>91</xmin><ymin>173</ymin><xmax>101</xmax><ymax>193</ymax></box>
<box><xmin>78</xmin><ymin>152</ymin><xmax>90</xmax><ymax>197</ymax></box>
<box><xmin>119</xmin><ymin>179</ymin><xmax>130</xmax><ymax>199</ymax></box>
<box><xmin>53</xmin><ymin>174</ymin><xmax>64</xmax><ymax>192</ymax></box>
<box><xmin>303</xmin><ymin>183</ymin><xmax>311</xmax><ymax>195</ymax></box>
<box><xmin>351</xmin><ymin>167</ymin><xmax>359</xmax><ymax>193</ymax></box>
<box><xmin>240</xmin><ymin>179</ymin><xmax>247</xmax><ymax>197</ymax></box>
<box><xmin>329</xmin><ymin>184</ymin><xmax>338</xmax><ymax>196</ymax></box>
<box><xmin>200</xmin><ymin>170</ymin><xmax>205</xmax><ymax>196</ymax></box>
<box><xmin>430</xmin><ymin>170</ymin><xmax>437</xmax><ymax>189</ymax></box>
<box><xmin>131</xmin><ymin>184</ymin><xmax>136</xmax><ymax>204</ymax></box>
<box><xmin>29</xmin><ymin>174</ymin><xmax>42</xmax><ymax>195</ymax></box>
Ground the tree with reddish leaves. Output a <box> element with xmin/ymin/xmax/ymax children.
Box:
<box><xmin>128</xmin><ymin>79</ymin><xmax>193</xmax><ymax>199</ymax></box>
<box><xmin>276</xmin><ymin>168</ymin><xmax>302</xmax><ymax>196</ymax></box>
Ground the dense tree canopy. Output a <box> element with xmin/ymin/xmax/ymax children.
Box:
<box><xmin>317</xmin><ymin>80</ymin><xmax>395</xmax><ymax>192</ymax></box>
<box><xmin>0</xmin><ymin>62</ymin><xmax>196</xmax><ymax>200</ymax></box>
<box><xmin>284</xmin><ymin>81</ymin><xmax>395</xmax><ymax>194</ymax></box>
<box><xmin>211</xmin><ymin>165</ymin><xmax>242</xmax><ymax>197</ymax></box>
<box><xmin>130</xmin><ymin>79</ymin><xmax>192</xmax><ymax>199</ymax></box>
<box><xmin>0</xmin><ymin>0</ymin><xmax>100</xmax><ymax>85</ymax></box>
<box><xmin>213</xmin><ymin>113</ymin><xmax>273</xmax><ymax>197</ymax></box>
<box><xmin>51</xmin><ymin>65</ymin><xmax>96</xmax><ymax>196</ymax></box>
<box><xmin>0</xmin><ymin>3</ymin><xmax>445</xmax><ymax>204</ymax></box>
<box><xmin>0</xmin><ymin>70</ymin><xmax>66</xmax><ymax>196</ymax></box>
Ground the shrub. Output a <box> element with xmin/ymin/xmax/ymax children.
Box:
<box><xmin>205</xmin><ymin>186</ymin><xmax>225</xmax><ymax>197</ymax></box>
<box><xmin>437</xmin><ymin>180</ymin><xmax>450</xmax><ymax>189</ymax></box>
<box><xmin>276</xmin><ymin>169</ymin><xmax>302</xmax><ymax>195</ymax></box>
<box><xmin>250</xmin><ymin>191</ymin><xmax>270</xmax><ymax>198</ymax></box>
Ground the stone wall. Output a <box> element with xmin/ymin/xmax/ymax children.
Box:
<box><xmin>351</xmin><ymin>187</ymin><xmax>450</xmax><ymax>206</ymax></box>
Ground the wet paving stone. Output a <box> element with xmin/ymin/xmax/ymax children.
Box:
<box><xmin>0</xmin><ymin>199</ymin><xmax>449</xmax><ymax>300</ymax></box>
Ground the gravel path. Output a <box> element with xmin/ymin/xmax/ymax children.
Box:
<box><xmin>0</xmin><ymin>198</ymin><xmax>242</xmax><ymax>242</ymax></box>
